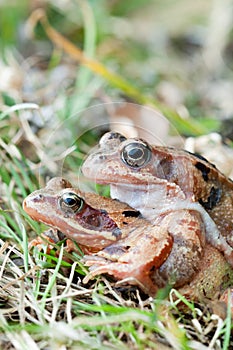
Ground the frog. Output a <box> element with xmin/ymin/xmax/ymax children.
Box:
<box><xmin>23</xmin><ymin>177</ymin><xmax>233</xmax><ymax>302</ymax></box>
<box><xmin>82</xmin><ymin>131</ymin><xmax>233</xmax><ymax>268</ymax></box>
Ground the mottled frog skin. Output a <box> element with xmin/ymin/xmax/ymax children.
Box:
<box><xmin>82</xmin><ymin>131</ymin><xmax>233</xmax><ymax>267</ymax></box>
<box><xmin>23</xmin><ymin>177</ymin><xmax>233</xmax><ymax>301</ymax></box>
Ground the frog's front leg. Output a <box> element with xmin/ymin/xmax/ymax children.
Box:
<box><xmin>29</xmin><ymin>229</ymin><xmax>92</xmax><ymax>256</ymax></box>
<box><xmin>152</xmin><ymin>209</ymin><xmax>206</xmax><ymax>288</ymax></box>
<box><xmin>28</xmin><ymin>229</ymin><xmax>66</xmax><ymax>251</ymax></box>
<box><xmin>84</xmin><ymin>257</ymin><xmax>161</xmax><ymax>295</ymax></box>
<box><xmin>83</xmin><ymin>226</ymin><xmax>173</xmax><ymax>296</ymax></box>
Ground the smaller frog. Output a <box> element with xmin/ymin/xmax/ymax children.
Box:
<box><xmin>23</xmin><ymin>177</ymin><xmax>172</xmax><ymax>295</ymax></box>
<box><xmin>82</xmin><ymin>131</ymin><xmax>233</xmax><ymax>267</ymax></box>
<box><xmin>23</xmin><ymin>177</ymin><xmax>233</xmax><ymax>302</ymax></box>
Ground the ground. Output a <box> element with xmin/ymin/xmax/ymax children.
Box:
<box><xmin>0</xmin><ymin>1</ymin><xmax>233</xmax><ymax>349</ymax></box>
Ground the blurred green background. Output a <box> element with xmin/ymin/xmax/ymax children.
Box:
<box><xmin>1</xmin><ymin>0</ymin><xmax>233</xmax><ymax>127</ymax></box>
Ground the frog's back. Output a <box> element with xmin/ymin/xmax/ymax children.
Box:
<box><xmin>153</xmin><ymin>146</ymin><xmax>233</xmax><ymax>239</ymax></box>
<box><xmin>152</xmin><ymin>145</ymin><xmax>233</xmax><ymax>196</ymax></box>
<box><xmin>186</xmin><ymin>150</ymin><xmax>233</xmax><ymax>240</ymax></box>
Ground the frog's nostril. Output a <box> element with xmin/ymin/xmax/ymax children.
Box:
<box><xmin>99</xmin><ymin>155</ymin><xmax>106</xmax><ymax>160</ymax></box>
<box><xmin>99</xmin><ymin>131</ymin><xmax>126</xmax><ymax>146</ymax></box>
<box><xmin>32</xmin><ymin>194</ymin><xmax>44</xmax><ymax>202</ymax></box>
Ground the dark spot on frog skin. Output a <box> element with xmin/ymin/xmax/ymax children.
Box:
<box><xmin>57</xmin><ymin>230</ymin><xmax>66</xmax><ymax>241</ymax></box>
<box><xmin>192</xmin><ymin>152</ymin><xmax>210</xmax><ymax>163</ymax></box>
<box><xmin>103</xmin><ymin>244</ymin><xmax>129</xmax><ymax>255</ymax></box>
<box><xmin>122</xmin><ymin>210</ymin><xmax>141</xmax><ymax>217</ymax></box>
<box><xmin>45</xmin><ymin>229</ymin><xmax>66</xmax><ymax>243</ymax></box>
<box><xmin>32</xmin><ymin>193</ymin><xmax>44</xmax><ymax>202</ymax></box>
<box><xmin>112</xmin><ymin>227</ymin><xmax>122</xmax><ymax>238</ymax></box>
<box><xmin>186</xmin><ymin>150</ymin><xmax>218</xmax><ymax>175</ymax></box>
<box><xmin>186</xmin><ymin>150</ymin><xmax>216</xmax><ymax>168</ymax></box>
<box><xmin>199</xmin><ymin>186</ymin><xmax>222</xmax><ymax>210</ymax></box>
<box><xmin>195</xmin><ymin>161</ymin><xmax>211</xmax><ymax>181</ymax></box>
<box><xmin>100</xmin><ymin>209</ymin><xmax>108</xmax><ymax>214</ymax></box>
<box><xmin>106</xmin><ymin>132</ymin><xmax>126</xmax><ymax>142</ymax></box>
<box><xmin>100</xmin><ymin>132</ymin><xmax>127</xmax><ymax>145</ymax></box>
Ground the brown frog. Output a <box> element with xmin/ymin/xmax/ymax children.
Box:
<box><xmin>23</xmin><ymin>177</ymin><xmax>233</xmax><ymax>302</ymax></box>
<box><xmin>82</xmin><ymin>131</ymin><xmax>233</xmax><ymax>269</ymax></box>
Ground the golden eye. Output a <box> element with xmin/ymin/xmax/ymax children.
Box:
<box><xmin>121</xmin><ymin>141</ymin><xmax>152</xmax><ymax>168</ymax></box>
<box><xmin>59</xmin><ymin>192</ymin><xmax>84</xmax><ymax>213</ymax></box>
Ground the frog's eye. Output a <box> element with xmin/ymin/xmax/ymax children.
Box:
<box><xmin>121</xmin><ymin>141</ymin><xmax>152</xmax><ymax>168</ymax></box>
<box><xmin>59</xmin><ymin>192</ymin><xmax>84</xmax><ymax>213</ymax></box>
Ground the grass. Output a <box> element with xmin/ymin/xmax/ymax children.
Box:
<box><xmin>0</xmin><ymin>0</ymin><xmax>233</xmax><ymax>348</ymax></box>
<box><xmin>0</xmin><ymin>126</ymin><xmax>232</xmax><ymax>346</ymax></box>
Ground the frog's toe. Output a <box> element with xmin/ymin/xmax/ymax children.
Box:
<box><xmin>82</xmin><ymin>264</ymin><xmax>115</xmax><ymax>284</ymax></box>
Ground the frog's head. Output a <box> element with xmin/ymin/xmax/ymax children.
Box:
<box><xmin>82</xmin><ymin>131</ymin><xmax>186</xmax><ymax>189</ymax></box>
<box><xmin>23</xmin><ymin>177</ymin><xmax>122</xmax><ymax>250</ymax></box>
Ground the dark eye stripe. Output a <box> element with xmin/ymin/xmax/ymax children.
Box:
<box><xmin>195</xmin><ymin>161</ymin><xmax>210</xmax><ymax>181</ymax></box>
<box><xmin>199</xmin><ymin>187</ymin><xmax>222</xmax><ymax>210</ymax></box>
<box><xmin>122</xmin><ymin>210</ymin><xmax>141</xmax><ymax>217</ymax></box>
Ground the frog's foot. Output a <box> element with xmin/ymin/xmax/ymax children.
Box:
<box><xmin>28</xmin><ymin>229</ymin><xmax>60</xmax><ymax>252</ymax></box>
<box><xmin>82</xmin><ymin>227</ymin><xmax>172</xmax><ymax>296</ymax></box>
<box><xmin>83</xmin><ymin>255</ymin><xmax>158</xmax><ymax>295</ymax></box>
<box><xmin>29</xmin><ymin>229</ymin><xmax>78</xmax><ymax>257</ymax></box>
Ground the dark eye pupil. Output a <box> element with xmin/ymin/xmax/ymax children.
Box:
<box><xmin>128</xmin><ymin>148</ymin><xmax>143</xmax><ymax>160</ymax></box>
<box><xmin>64</xmin><ymin>197</ymin><xmax>78</xmax><ymax>206</ymax></box>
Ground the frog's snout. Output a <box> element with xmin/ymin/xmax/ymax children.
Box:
<box><xmin>23</xmin><ymin>193</ymin><xmax>44</xmax><ymax>211</ymax></box>
<box><xmin>22</xmin><ymin>197</ymin><xmax>31</xmax><ymax>211</ymax></box>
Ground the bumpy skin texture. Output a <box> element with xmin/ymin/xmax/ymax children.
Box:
<box><xmin>82</xmin><ymin>132</ymin><xmax>233</xmax><ymax>267</ymax></box>
<box><xmin>23</xmin><ymin>177</ymin><xmax>233</xmax><ymax>300</ymax></box>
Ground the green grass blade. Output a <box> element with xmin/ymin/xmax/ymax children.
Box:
<box><xmin>40</xmin><ymin>245</ymin><xmax>64</xmax><ymax>310</ymax></box>
<box><xmin>222</xmin><ymin>290</ymin><xmax>232</xmax><ymax>350</ymax></box>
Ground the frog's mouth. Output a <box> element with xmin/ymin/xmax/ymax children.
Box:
<box><xmin>82</xmin><ymin>159</ymin><xmax>168</xmax><ymax>186</ymax></box>
<box><xmin>87</xmin><ymin>176</ymin><xmax>169</xmax><ymax>189</ymax></box>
